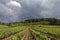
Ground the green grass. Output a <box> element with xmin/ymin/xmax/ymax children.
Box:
<box><xmin>0</xmin><ymin>24</ymin><xmax>26</xmax><ymax>39</ymax></box>
<box><xmin>11</xmin><ymin>28</ymin><xmax>27</xmax><ymax>40</ymax></box>
<box><xmin>0</xmin><ymin>24</ymin><xmax>60</xmax><ymax>40</ymax></box>
<box><xmin>11</xmin><ymin>36</ymin><xmax>19</xmax><ymax>40</ymax></box>
<box><xmin>32</xmin><ymin>25</ymin><xmax>60</xmax><ymax>38</ymax></box>
<box><xmin>31</xmin><ymin>29</ymin><xmax>50</xmax><ymax>40</ymax></box>
<box><xmin>11</xmin><ymin>28</ymin><xmax>30</xmax><ymax>40</ymax></box>
<box><xmin>0</xmin><ymin>24</ymin><xmax>8</xmax><ymax>29</ymax></box>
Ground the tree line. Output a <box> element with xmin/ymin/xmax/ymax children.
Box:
<box><xmin>24</xmin><ymin>18</ymin><xmax>60</xmax><ymax>25</ymax></box>
<box><xmin>0</xmin><ymin>18</ymin><xmax>60</xmax><ymax>26</ymax></box>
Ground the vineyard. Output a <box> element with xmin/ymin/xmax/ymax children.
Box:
<box><xmin>0</xmin><ymin>24</ymin><xmax>60</xmax><ymax>40</ymax></box>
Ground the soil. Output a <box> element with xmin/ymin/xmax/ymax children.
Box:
<box><xmin>38</xmin><ymin>30</ymin><xmax>60</xmax><ymax>40</ymax></box>
<box><xmin>1</xmin><ymin>28</ymin><xmax>40</xmax><ymax>40</ymax></box>
<box><xmin>21</xmin><ymin>28</ymin><xmax>40</xmax><ymax>40</ymax></box>
<box><xmin>2</xmin><ymin>28</ymin><xmax>59</xmax><ymax>40</ymax></box>
<box><xmin>1</xmin><ymin>32</ymin><xmax>19</xmax><ymax>40</ymax></box>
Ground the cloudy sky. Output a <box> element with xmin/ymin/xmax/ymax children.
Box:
<box><xmin>0</xmin><ymin>0</ymin><xmax>60</xmax><ymax>23</ymax></box>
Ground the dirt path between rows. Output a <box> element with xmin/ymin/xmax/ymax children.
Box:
<box><xmin>21</xmin><ymin>28</ymin><xmax>40</xmax><ymax>40</ymax></box>
<box><xmin>40</xmin><ymin>31</ymin><xmax>60</xmax><ymax>40</ymax></box>
<box><xmin>1</xmin><ymin>32</ymin><xmax>19</xmax><ymax>40</ymax></box>
<box><xmin>35</xmin><ymin>30</ymin><xmax>60</xmax><ymax>40</ymax></box>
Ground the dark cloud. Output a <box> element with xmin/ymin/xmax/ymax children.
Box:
<box><xmin>0</xmin><ymin>0</ymin><xmax>60</xmax><ymax>23</ymax></box>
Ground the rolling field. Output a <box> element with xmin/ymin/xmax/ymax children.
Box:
<box><xmin>0</xmin><ymin>24</ymin><xmax>60</xmax><ymax>40</ymax></box>
<box><xmin>0</xmin><ymin>24</ymin><xmax>27</xmax><ymax>40</ymax></box>
<box><xmin>31</xmin><ymin>25</ymin><xmax>60</xmax><ymax>40</ymax></box>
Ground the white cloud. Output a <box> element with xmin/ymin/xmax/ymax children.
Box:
<box><xmin>42</xmin><ymin>0</ymin><xmax>48</xmax><ymax>4</ymax></box>
<box><xmin>6</xmin><ymin>1</ymin><xmax>21</xmax><ymax>7</ymax></box>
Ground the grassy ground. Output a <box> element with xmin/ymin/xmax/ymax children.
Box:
<box><xmin>0</xmin><ymin>24</ymin><xmax>60</xmax><ymax>40</ymax></box>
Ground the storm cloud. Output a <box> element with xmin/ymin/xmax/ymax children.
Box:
<box><xmin>0</xmin><ymin>0</ymin><xmax>60</xmax><ymax>23</ymax></box>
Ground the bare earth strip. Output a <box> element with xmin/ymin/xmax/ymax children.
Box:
<box><xmin>1</xmin><ymin>32</ymin><xmax>19</xmax><ymax>40</ymax></box>
<box><xmin>2</xmin><ymin>28</ymin><xmax>58</xmax><ymax>40</ymax></box>
<box><xmin>21</xmin><ymin>28</ymin><xmax>40</xmax><ymax>40</ymax></box>
<box><xmin>38</xmin><ymin>30</ymin><xmax>60</xmax><ymax>40</ymax></box>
